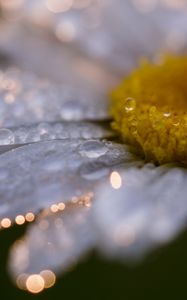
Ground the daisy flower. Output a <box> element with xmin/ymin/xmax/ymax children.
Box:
<box><xmin>0</xmin><ymin>0</ymin><xmax>187</xmax><ymax>294</ymax></box>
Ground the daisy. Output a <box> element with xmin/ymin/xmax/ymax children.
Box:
<box><xmin>0</xmin><ymin>0</ymin><xmax>187</xmax><ymax>294</ymax></box>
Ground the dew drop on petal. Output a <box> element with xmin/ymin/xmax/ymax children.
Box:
<box><xmin>0</xmin><ymin>129</ymin><xmax>15</xmax><ymax>145</ymax></box>
<box><xmin>78</xmin><ymin>140</ymin><xmax>108</xmax><ymax>158</ymax></box>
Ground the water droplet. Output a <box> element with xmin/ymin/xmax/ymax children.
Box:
<box><xmin>38</xmin><ymin>123</ymin><xmax>52</xmax><ymax>140</ymax></box>
<box><xmin>0</xmin><ymin>128</ymin><xmax>15</xmax><ymax>145</ymax></box>
<box><xmin>163</xmin><ymin>112</ymin><xmax>171</xmax><ymax>118</ymax></box>
<box><xmin>78</xmin><ymin>141</ymin><xmax>108</xmax><ymax>158</ymax></box>
<box><xmin>173</xmin><ymin>116</ymin><xmax>180</xmax><ymax>126</ymax></box>
<box><xmin>124</xmin><ymin>98</ymin><xmax>136</xmax><ymax>112</ymax></box>
<box><xmin>14</xmin><ymin>127</ymin><xmax>28</xmax><ymax>143</ymax></box>
<box><xmin>26</xmin><ymin>130</ymin><xmax>40</xmax><ymax>143</ymax></box>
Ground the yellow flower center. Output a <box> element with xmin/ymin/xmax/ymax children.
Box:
<box><xmin>111</xmin><ymin>55</ymin><xmax>187</xmax><ymax>165</ymax></box>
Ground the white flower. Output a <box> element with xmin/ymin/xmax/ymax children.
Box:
<box><xmin>0</xmin><ymin>0</ymin><xmax>187</xmax><ymax>294</ymax></box>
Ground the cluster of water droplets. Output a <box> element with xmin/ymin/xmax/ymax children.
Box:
<box><xmin>0</xmin><ymin>121</ymin><xmax>115</xmax><ymax>146</ymax></box>
<box><xmin>0</xmin><ymin>64</ymin><xmax>116</xmax><ymax>149</ymax></box>
<box><xmin>0</xmin><ymin>68</ymin><xmax>111</xmax><ymax>128</ymax></box>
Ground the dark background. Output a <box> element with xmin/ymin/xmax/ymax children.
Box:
<box><xmin>1</xmin><ymin>224</ymin><xmax>187</xmax><ymax>299</ymax></box>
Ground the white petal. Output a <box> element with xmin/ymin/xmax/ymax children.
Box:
<box><xmin>0</xmin><ymin>68</ymin><xmax>113</xmax><ymax>127</ymax></box>
<box><xmin>2</xmin><ymin>0</ymin><xmax>187</xmax><ymax>73</ymax></box>
<box><xmin>0</xmin><ymin>139</ymin><xmax>139</xmax><ymax>221</ymax></box>
<box><xmin>9</xmin><ymin>204</ymin><xmax>95</xmax><ymax>279</ymax></box>
<box><xmin>93</xmin><ymin>164</ymin><xmax>187</xmax><ymax>260</ymax></box>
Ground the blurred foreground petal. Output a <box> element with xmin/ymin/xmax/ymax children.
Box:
<box><xmin>93</xmin><ymin>164</ymin><xmax>187</xmax><ymax>259</ymax></box>
<box><xmin>9</xmin><ymin>204</ymin><xmax>94</xmax><ymax>283</ymax></box>
<box><xmin>1</xmin><ymin>0</ymin><xmax>187</xmax><ymax>73</ymax></box>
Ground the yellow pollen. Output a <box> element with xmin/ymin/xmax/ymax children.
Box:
<box><xmin>111</xmin><ymin>55</ymin><xmax>187</xmax><ymax>165</ymax></box>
